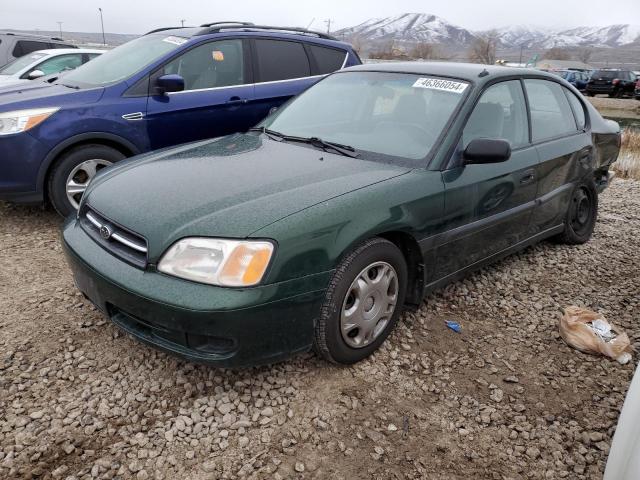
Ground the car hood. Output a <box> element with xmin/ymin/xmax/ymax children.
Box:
<box><xmin>0</xmin><ymin>82</ymin><xmax>104</xmax><ymax>110</ymax></box>
<box><xmin>84</xmin><ymin>134</ymin><xmax>411</xmax><ymax>260</ymax></box>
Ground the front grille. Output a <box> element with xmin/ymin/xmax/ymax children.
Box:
<box><xmin>80</xmin><ymin>206</ymin><xmax>148</xmax><ymax>268</ymax></box>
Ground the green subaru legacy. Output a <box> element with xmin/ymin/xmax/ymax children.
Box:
<box><xmin>62</xmin><ymin>62</ymin><xmax>620</xmax><ymax>367</ymax></box>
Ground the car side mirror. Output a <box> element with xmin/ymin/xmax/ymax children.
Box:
<box><xmin>464</xmin><ymin>138</ymin><xmax>511</xmax><ymax>164</ymax></box>
<box><xmin>155</xmin><ymin>74</ymin><xmax>185</xmax><ymax>95</ymax></box>
<box><xmin>27</xmin><ymin>69</ymin><xmax>45</xmax><ymax>80</ymax></box>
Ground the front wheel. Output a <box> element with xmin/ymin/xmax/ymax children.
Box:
<box><xmin>48</xmin><ymin>144</ymin><xmax>125</xmax><ymax>217</ymax></box>
<box><xmin>314</xmin><ymin>238</ymin><xmax>408</xmax><ymax>365</ymax></box>
<box><xmin>553</xmin><ymin>179</ymin><xmax>598</xmax><ymax>245</ymax></box>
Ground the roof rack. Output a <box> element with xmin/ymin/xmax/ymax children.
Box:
<box><xmin>200</xmin><ymin>21</ymin><xmax>254</xmax><ymax>28</ymax></box>
<box><xmin>195</xmin><ymin>24</ymin><xmax>338</xmax><ymax>40</ymax></box>
<box><xmin>144</xmin><ymin>26</ymin><xmax>192</xmax><ymax>35</ymax></box>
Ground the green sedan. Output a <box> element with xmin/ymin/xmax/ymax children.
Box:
<box><xmin>62</xmin><ymin>62</ymin><xmax>621</xmax><ymax>367</ymax></box>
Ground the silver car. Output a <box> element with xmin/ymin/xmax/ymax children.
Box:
<box><xmin>0</xmin><ymin>48</ymin><xmax>103</xmax><ymax>88</ymax></box>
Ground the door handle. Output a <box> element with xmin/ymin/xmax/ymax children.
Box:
<box><xmin>519</xmin><ymin>170</ymin><xmax>536</xmax><ymax>185</ymax></box>
<box><xmin>226</xmin><ymin>96</ymin><xmax>248</xmax><ymax>105</ymax></box>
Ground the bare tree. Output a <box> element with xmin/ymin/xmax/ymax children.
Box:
<box><xmin>543</xmin><ymin>47</ymin><xmax>571</xmax><ymax>60</ymax></box>
<box><xmin>577</xmin><ymin>48</ymin><xmax>593</xmax><ymax>64</ymax></box>
<box><xmin>409</xmin><ymin>42</ymin><xmax>439</xmax><ymax>60</ymax></box>
<box><xmin>349</xmin><ymin>35</ymin><xmax>365</xmax><ymax>58</ymax></box>
<box><xmin>468</xmin><ymin>30</ymin><xmax>498</xmax><ymax>65</ymax></box>
<box><xmin>369</xmin><ymin>40</ymin><xmax>409</xmax><ymax>60</ymax></box>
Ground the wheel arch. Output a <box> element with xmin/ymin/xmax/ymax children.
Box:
<box><xmin>372</xmin><ymin>231</ymin><xmax>425</xmax><ymax>307</ymax></box>
<box><xmin>37</xmin><ymin>132</ymin><xmax>141</xmax><ymax>200</ymax></box>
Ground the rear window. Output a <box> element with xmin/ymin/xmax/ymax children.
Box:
<box><xmin>524</xmin><ymin>79</ymin><xmax>577</xmax><ymax>142</ymax></box>
<box><xmin>12</xmin><ymin>40</ymin><xmax>50</xmax><ymax>57</ymax></box>
<box><xmin>254</xmin><ymin>39</ymin><xmax>310</xmax><ymax>82</ymax></box>
<box><xmin>309</xmin><ymin>45</ymin><xmax>346</xmax><ymax>74</ymax></box>
<box><xmin>592</xmin><ymin>70</ymin><xmax>619</xmax><ymax>79</ymax></box>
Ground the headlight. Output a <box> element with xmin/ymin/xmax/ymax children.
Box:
<box><xmin>158</xmin><ymin>238</ymin><xmax>274</xmax><ymax>287</ymax></box>
<box><xmin>0</xmin><ymin>107</ymin><xmax>59</xmax><ymax>135</ymax></box>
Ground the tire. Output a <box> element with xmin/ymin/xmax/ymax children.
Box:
<box><xmin>48</xmin><ymin>144</ymin><xmax>125</xmax><ymax>217</ymax></box>
<box><xmin>554</xmin><ymin>178</ymin><xmax>598</xmax><ymax>245</ymax></box>
<box><xmin>586</xmin><ymin>91</ymin><xmax>595</xmax><ymax>97</ymax></box>
<box><xmin>314</xmin><ymin>237</ymin><xmax>408</xmax><ymax>365</ymax></box>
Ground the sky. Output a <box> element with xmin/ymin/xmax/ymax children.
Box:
<box><xmin>2</xmin><ymin>0</ymin><xmax>639</xmax><ymax>35</ymax></box>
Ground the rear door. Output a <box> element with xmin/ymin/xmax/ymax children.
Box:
<box><xmin>145</xmin><ymin>38</ymin><xmax>255</xmax><ymax>149</ymax></box>
<box><xmin>249</xmin><ymin>39</ymin><xmax>347</xmax><ymax>126</ymax></box>
<box><xmin>435</xmin><ymin>80</ymin><xmax>538</xmax><ymax>279</ymax></box>
<box><xmin>524</xmin><ymin>78</ymin><xmax>593</xmax><ymax>232</ymax></box>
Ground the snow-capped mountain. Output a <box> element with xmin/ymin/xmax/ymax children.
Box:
<box><xmin>336</xmin><ymin>13</ymin><xmax>475</xmax><ymax>45</ymax></box>
<box><xmin>337</xmin><ymin>13</ymin><xmax>640</xmax><ymax>49</ymax></box>
<box><xmin>495</xmin><ymin>23</ymin><xmax>640</xmax><ymax>48</ymax></box>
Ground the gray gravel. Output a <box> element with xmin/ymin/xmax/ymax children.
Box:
<box><xmin>0</xmin><ymin>179</ymin><xmax>638</xmax><ymax>480</ymax></box>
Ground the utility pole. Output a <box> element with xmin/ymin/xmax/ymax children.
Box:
<box><xmin>56</xmin><ymin>22</ymin><xmax>63</xmax><ymax>39</ymax></box>
<box><xmin>518</xmin><ymin>44</ymin><xmax>524</xmax><ymax>66</ymax></box>
<box><xmin>324</xmin><ymin>19</ymin><xmax>333</xmax><ymax>34</ymax></box>
<box><xmin>180</xmin><ymin>19</ymin><xmax>185</xmax><ymax>27</ymax></box>
<box><xmin>98</xmin><ymin>8</ymin><xmax>106</xmax><ymax>46</ymax></box>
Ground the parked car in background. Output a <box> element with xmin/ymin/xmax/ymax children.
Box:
<box><xmin>62</xmin><ymin>63</ymin><xmax>620</xmax><ymax>367</ymax></box>
<box><xmin>0</xmin><ymin>22</ymin><xmax>361</xmax><ymax>216</ymax></box>
<box><xmin>0</xmin><ymin>49</ymin><xmax>103</xmax><ymax>88</ymax></box>
<box><xmin>586</xmin><ymin>69</ymin><xmax>637</xmax><ymax>97</ymax></box>
<box><xmin>555</xmin><ymin>69</ymin><xmax>590</xmax><ymax>91</ymax></box>
<box><xmin>0</xmin><ymin>31</ymin><xmax>77</xmax><ymax>66</ymax></box>
<box><xmin>604</xmin><ymin>365</ymin><xmax>640</xmax><ymax>480</ymax></box>
<box><xmin>635</xmin><ymin>78</ymin><xmax>640</xmax><ymax>100</ymax></box>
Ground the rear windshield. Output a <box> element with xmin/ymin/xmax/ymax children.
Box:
<box><xmin>0</xmin><ymin>52</ymin><xmax>47</xmax><ymax>75</ymax></box>
<box><xmin>592</xmin><ymin>71</ymin><xmax>619</xmax><ymax>79</ymax></box>
<box><xmin>60</xmin><ymin>34</ymin><xmax>188</xmax><ymax>88</ymax></box>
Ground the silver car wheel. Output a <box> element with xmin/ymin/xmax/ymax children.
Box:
<box><xmin>66</xmin><ymin>159</ymin><xmax>112</xmax><ymax>210</ymax></box>
<box><xmin>340</xmin><ymin>261</ymin><xmax>399</xmax><ymax>348</ymax></box>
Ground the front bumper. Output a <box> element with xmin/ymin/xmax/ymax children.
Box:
<box><xmin>62</xmin><ymin>219</ymin><xmax>331</xmax><ymax>367</ymax></box>
<box><xmin>0</xmin><ymin>132</ymin><xmax>49</xmax><ymax>203</ymax></box>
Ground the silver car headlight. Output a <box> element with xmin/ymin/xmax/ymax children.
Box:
<box><xmin>157</xmin><ymin>238</ymin><xmax>274</xmax><ymax>287</ymax></box>
<box><xmin>0</xmin><ymin>107</ymin><xmax>59</xmax><ymax>135</ymax></box>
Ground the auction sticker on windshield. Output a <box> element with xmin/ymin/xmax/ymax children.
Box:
<box><xmin>162</xmin><ymin>36</ymin><xmax>188</xmax><ymax>46</ymax></box>
<box><xmin>413</xmin><ymin>77</ymin><xmax>468</xmax><ymax>94</ymax></box>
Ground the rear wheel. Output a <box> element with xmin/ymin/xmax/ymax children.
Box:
<box><xmin>554</xmin><ymin>179</ymin><xmax>598</xmax><ymax>245</ymax></box>
<box><xmin>48</xmin><ymin>144</ymin><xmax>124</xmax><ymax>217</ymax></box>
<box><xmin>314</xmin><ymin>238</ymin><xmax>407</xmax><ymax>365</ymax></box>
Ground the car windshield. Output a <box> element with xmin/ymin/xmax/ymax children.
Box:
<box><xmin>261</xmin><ymin>71</ymin><xmax>469</xmax><ymax>166</ymax></box>
<box><xmin>0</xmin><ymin>52</ymin><xmax>47</xmax><ymax>75</ymax></box>
<box><xmin>60</xmin><ymin>34</ymin><xmax>188</xmax><ymax>88</ymax></box>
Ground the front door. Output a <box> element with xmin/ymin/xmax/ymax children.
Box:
<box><xmin>434</xmin><ymin>80</ymin><xmax>538</xmax><ymax>280</ymax></box>
<box><xmin>145</xmin><ymin>38</ymin><xmax>255</xmax><ymax>149</ymax></box>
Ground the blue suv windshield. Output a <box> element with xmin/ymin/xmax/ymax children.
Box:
<box><xmin>61</xmin><ymin>34</ymin><xmax>188</xmax><ymax>88</ymax></box>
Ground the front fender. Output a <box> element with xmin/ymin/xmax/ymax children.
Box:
<box><xmin>253</xmin><ymin>169</ymin><xmax>445</xmax><ymax>285</ymax></box>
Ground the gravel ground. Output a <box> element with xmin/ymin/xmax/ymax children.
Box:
<box><xmin>0</xmin><ymin>179</ymin><xmax>639</xmax><ymax>480</ymax></box>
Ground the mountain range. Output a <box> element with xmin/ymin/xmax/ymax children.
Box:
<box><xmin>336</xmin><ymin>13</ymin><xmax>640</xmax><ymax>49</ymax></box>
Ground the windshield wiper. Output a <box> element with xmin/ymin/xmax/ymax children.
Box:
<box><xmin>292</xmin><ymin>136</ymin><xmax>360</xmax><ymax>158</ymax></box>
<box><xmin>249</xmin><ymin>127</ymin><xmax>359</xmax><ymax>158</ymax></box>
<box><xmin>248</xmin><ymin>126</ymin><xmax>285</xmax><ymax>140</ymax></box>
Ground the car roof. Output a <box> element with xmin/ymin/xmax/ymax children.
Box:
<box><xmin>342</xmin><ymin>61</ymin><xmax>558</xmax><ymax>82</ymax></box>
<box><xmin>146</xmin><ymin>25</ymin><xmax>352</xmax><ymax>48</ymax></box>
<box><xmin>0</xmin><ymin>31</ymin><xmax>69</xmax><ymax>42</ymax></box>
<box><xmin>30</xmin><ymin>48</ymin><xmax>104</xmax><ymax>55</ymax></box>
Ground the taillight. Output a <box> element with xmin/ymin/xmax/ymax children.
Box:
<box><xmin>612</xmin><ymin>79</ymin><xmax>620</xmax><ymax>85</ymax></box>
<box><xmin>636</xmin><ymin>79</ymin><xmax>640</xmax><ymax>88</ymax></box>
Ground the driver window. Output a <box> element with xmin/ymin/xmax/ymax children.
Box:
<box><xmin>160</xmin><ymin>39</ymin><xmax>245</xmax><ymax>91</ymax></box>
<box><xmin>463</xmin><ymin>80</ymin><xmax>529</xmax><ymax>149</ymax></box>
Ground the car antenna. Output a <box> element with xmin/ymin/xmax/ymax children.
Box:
<box><xmin>478</xmin><ymin>69</ymin><xmax>489</xmax><ymax>77</ymax></box>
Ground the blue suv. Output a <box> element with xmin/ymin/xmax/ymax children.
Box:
<box><xmin>0</xmin><ymin>22</ymin><xmax>361</xmax><ymax>215</ymax></box>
